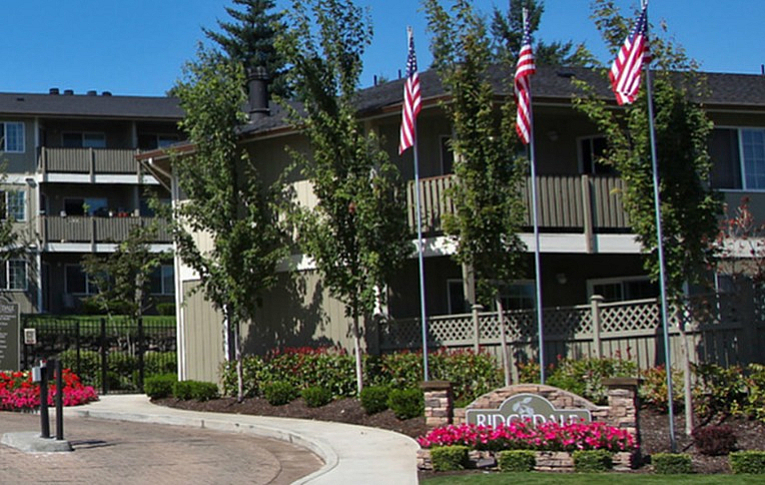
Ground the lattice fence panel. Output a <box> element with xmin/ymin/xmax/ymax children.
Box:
<box><xmin>428</xmin><ymin>314</ymin><xmax>474</xmax><ymax>343</ymax></box>
<box><xmin>600</xmin><ymin>299</ymin><xmax>659</xmax><ymax>333</ymax></box>
<box><xmin>544</xmin><ymin>306</ymin><xmax>592</xmax><ymax>336</ymax></box>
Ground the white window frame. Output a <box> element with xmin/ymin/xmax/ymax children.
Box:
<box><xmin>0</xmin><ymin>259</ymin><xmax>28</xmax><ymax>291</ymax></box>
<box><xmin>740</xmin><ymin>128</ymin><xmax>765</xmax><ymax>190</ymax></box>
<box><xmin>447</xmin><ymin>278</ymin><xmax>536</xmax><ymax>314</ymax></box>
<box><xmin>713</xmin><ymin>126</ymin><xmax>765</xmax><ymax>192</ymax></box>
<box><xmin>446</xmin><ymin>278</ymin><xmax>467</xmax><ymax>315</ymax></box>
<box><xmin>151</xmin><ymin>264</ymin><xmax>175</xmax><ymax>295</ymax></box>
<box><xmin>440</xmin><ymin>135</ymin><xmax>454</xmax><ymax>175</ymax></box>
<box><xmin>0</xmin><ymin>122</ymin><xmax>25</xmax><ymax>153</ymax></box>
<box><xmin>62</xmin><ymin>132</ymin><xmax>106</xmax><ymax>149</ymax></box>
<box><xmin>1</xmin><ymin>189</ymin><xmax>25</xmax><ymax>221</ymax></box>
<box><xmin>577</xmin><ymin>135</ymin><xmax>613</xmax><ymax>175</ymax></box>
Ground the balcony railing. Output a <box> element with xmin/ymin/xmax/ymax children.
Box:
<box><xmin>39</xmin><ymin>147</ymin><xmax>141</xmax><ymax>175</ymax></box>
<box><xmin>41</xmin><ymin>216</ymin><xmax>172</xmax><ymax>245</ymax></box>
<box><xmin>407</xmin><ymin>174</ymin><xmax>630</xmax><ymax>236</ymax></box>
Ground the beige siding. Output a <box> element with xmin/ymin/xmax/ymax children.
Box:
<box><xmin>181</xmin><ymin>280</ymin><xmax>225</xmax><ymax>383</ymax></box>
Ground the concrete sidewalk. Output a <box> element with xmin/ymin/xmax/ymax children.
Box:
<box><xmin>64</xmin><ymin>395</ymin><xmax>420</xmax><ymax>484</ymax></box>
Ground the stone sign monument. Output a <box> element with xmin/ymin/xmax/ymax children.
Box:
<box><xmin>465</xmin><ymin>393</ymin><xmax>592</xmax><ymax>426</ymax></box>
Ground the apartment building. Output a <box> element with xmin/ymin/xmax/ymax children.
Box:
<box><xmin>0</xmin><ymin>89</ymin><xmax>183</xmax><ymax>314</ymax></box>
<box><xmin>143</xmin><ymin>66</ymin><xmax>765</xmax><ymax>382</ymax></box>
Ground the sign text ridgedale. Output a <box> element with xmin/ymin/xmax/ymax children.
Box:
<box><xmin>465</xmin><ymin>393</ymin><xmax>591</xmax><ymax>427</ymax></box>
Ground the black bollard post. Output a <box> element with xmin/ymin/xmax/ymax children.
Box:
<box><xmin>55</xmin><ymin>359</ymin><xmax>64</xmax><ymax>440</ymax></box>
<box><xmin>39</xmin><ymin>360</ymin><xmax>50</xmax><ymax>439</ymax></box>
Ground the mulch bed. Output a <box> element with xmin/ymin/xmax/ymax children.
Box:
<box><xmin>153</xmin><ymin>397</ymin><xmax>765</xmax><ymax>474</ymax></box>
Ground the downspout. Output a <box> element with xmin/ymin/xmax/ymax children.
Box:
<box><xmin>171</xmin><ymin>167</ymin><xmax>186</xmax><ymax>380</ymax></box>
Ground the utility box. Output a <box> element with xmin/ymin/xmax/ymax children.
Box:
<box><xmin>32</xmin><ymin>365</ymin><xmax>42</xmax><ymax>383</ymax></box>
<box><xmin>24</xmin><ymin>328</ymin><xmax>36</xmax><ymax>345</ymax></box>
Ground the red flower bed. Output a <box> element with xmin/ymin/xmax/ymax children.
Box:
<box><xmin>0</xmin><ymin>369</ymin><xmax>98</xmax><ymax>411</ymax></box>
<box><xmin>417</xmin><ymin>420</ymin><xmax>637</xmax><ymax>452</ymax></box>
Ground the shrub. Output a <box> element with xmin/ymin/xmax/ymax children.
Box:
<box><xmin>692</xmin><ymin>363</ymin><xmax>746</xmax><ymax>418</ymax></box>
<box><xmin>302</xmin><ymin>386</ymin><xmax>333</xmax><ymax>408</ymax></box>
<box><xmin>652</xmin><ymin>453</ymin><xmax>693</xmax><ymax>474</ymax></box>
<box><xmin>428</xmin><ymin>349</ymin><xmax>503</xmax><ymax>406</ymax></box>
<box><xmin>572</xmin><ymin>449</ymin><xmax>613</xmax><ymax>472</ymax></box>
<box><xmin>144</xmin><ymin>373</ymin><xmax>176</xmax><ymax>399</ymax></box>
<box><xmin>546</xmin><ymin>357</ymin><xmax>636</xmax><ymax>405</ymax></box>
<box><xmin>639</xmin><ymin>365</ymin><xmax>684</xmax><ymax>412</ymax></box>
<box><xmin>387</xmin><ymin>388</ymin><xmax>423</xmax><ymax>420</ymax></box>
<box><xmin>744</xmin><ymin>363</ymin><xmax>765</xmax><ymax>422</ymax></box>
<box><xmin>430</xmin><ymin>445</ymin><xmax>470</xmax><ymax>472</ymax></box>
<box><xmin>173</xmin><ymin>380</ymin><xmax>219</xmax><ymax>401</ymax></box>
<box><xmin>58</xmin><ymin>349</ymin><xmax>101</xmax><ymax>388</ymax></box>
<box><xmin>497</xmin><ymin>450</ymin><xmax>535</xmax><ymax>472</ymax></box>
<box><xmin>156</xmin><ymin>302</ymin><xmax>176</xmax><ymax>316</ymax></box>
<box><xmin>263</xmin><ymin>381</ymin><xmax>298</xmax><ymax>406</ymax></box>
<box><xmin>730</xmin><ymin>451</ymin><xmax>765</xmax><ymax>474</ymax></box>
<box><xmin>144</xmin><ymin>352</ymin><xmax>177</xmax><ymax>378</ymax></box>
<box><xmin>692</xmin><ymin>425</ymin><xmax>737</xmax><ymax>456</ymax></box>
<box><xmin>0</xmin><ymin>369</ymin><xmax>98</xmax><ymax>410</ymax></box>
<box><xmin>360</xmin><ymin>385</ymin><xmax>389</xmax><ymax>415</ymax></box>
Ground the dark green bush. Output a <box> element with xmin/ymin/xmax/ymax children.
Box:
<box><xmin>744</xmin><ymin>364</ymin><xmax>765</xmax><ymax>422</ymax></box>
<box><xmin>639</xmin><ymin>365</ymin><xmax>684</xmax><ymax>412</ymax></box>
<box><xmin>263</xmin><ymin>381</ymin><xmax>298</xmax><ymax>406</ymax></box>
<box><xmin>144</xmin><ymin>373</ymin><xmax>177</xmax><ymax>399</ymax></box>
<box><xmin>431</xmin><ymin>445</ymin><xmax>470</xmax><ymax>472</ymax></box>
<box><xmin>692</xmin><ymin>425</ymin><xmax>737</xmax><ymax>456</ymax></box>
<box><xmin>692</xmin><ymin>363</ymin><xmax>747</xmax><ymax>418</ymax></box>
<box><xmin>58</xmin><ymin>349</ymin><xmax>101</xmax><ymax>388</ymax></box>
<box><xmin>730</xmin><ymin>451</ymin><xmax>765</xmax><ymax>474</ymax></box>
<box><xmin>173</xmin><ymin>380</ymin><xmax>219</xmax><ymax>401</ymax></box>
<box><xmin>546</xmin><ymin>357</ymin><xmax>636</xmax><ymax>404</ymax></box>
<box><xmin>652</xmin><ymin>453</ymin><xmax>693</xmax><ymax>474</ymax></box>
<box><xmin>360</xmin><ymin>385</ymin><xmax>389</xmax><ymax>415</ymax></box>
<box><xmin>156</xmin><ymin>302</ymin><xmax>176</xmax><ymax>316</ymax></box>
<box><xmin>497</xmin><ymin>450</ymin><xmax>535</xmax><ymax>472</ymax></box>
<box><xmin>301</xmin><ymin>386</ymin><xmax>333</xmax><ymax>408</ymax></box>
<box><xmin>387</xmin><ymin>388</ymin><xmax>423</xmax><ymax>420</ymax></box>
<box><xmin>572</xmin><ymin>450</ymin><xmax>613</xmax><ymax>472</ymax></box>
<box><xmin>144</xmin><ymin>351</ymin><xmax>177</xmax><ymax>377</ymax></box>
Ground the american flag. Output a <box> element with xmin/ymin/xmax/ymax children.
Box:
<box><xmin>399</xmin><ymin>27</ymin><xmax>421</xmax><ymax>155</ymax></box>
<box><xmin>609</xmin><ymin>3</ymin><xmax>650</xmax><ymax>105</ymax></box>
<box><xmin>515</xmin><ymin>15</ymin><xmax>536</xmax><ymax>145</ymax></box>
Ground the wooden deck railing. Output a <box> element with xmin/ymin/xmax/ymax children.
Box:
<box><xmin>39</xmin><ymin>147</ymin><xmax>141</xmax><ymax>175</ymax></box>
<box><xmin>41</xmin><ymin>216</ymin><xmax>172</xmax><ymax>244</ymax></box>
<box><xmin>407</xmin><ymin>174</ymin><xmax>631</xmax><ymax>236</ymax></box>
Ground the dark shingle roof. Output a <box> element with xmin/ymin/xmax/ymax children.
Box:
<box><xmin>0</xmin><ymin>91</ymin><xmax>183</xmax><ymax>119</ymax></box>
<box><xmin>239</xmin><ymin>65</ymin><xmax>765</xmax><ymax>137</ymax></box>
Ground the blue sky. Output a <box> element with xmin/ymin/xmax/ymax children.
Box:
<box><xmin>1</xmin><ymin>1</ymin><xmax>761</xmax><ymax>96</ymax></box>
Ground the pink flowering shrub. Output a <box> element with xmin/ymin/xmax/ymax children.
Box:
<box><xmin>0</xmin><ymin>369</ymin><xmax>98</xmax><ymax>411</ymax></box>
<box><xmin>417</xmin><ymin>420</ymin><xmax>637</xmax><ymax>452</ymax></box>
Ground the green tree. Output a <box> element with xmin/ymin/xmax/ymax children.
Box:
<box><xmin>203</xmin><ymin>0</ymin><xmax>290</xmax><ymax>98</ymax></box>
<box><xmin>424</xmin><ymin>0</ymin><xmax>528</xmax><ymax>306</ymax></box>
<box><xmin>490</xmin><ymin>0</ymin><xmax>596</xmax><ymax>66</ymax></box>
<box><xmin>81</xmin><ymin>223</ymin><xmax>165</xmax><ymax>320</ymax></box>
<box><xmin>276</xmin><ymin>0</ymin><xmax>412</xmax><ymax>394</ymax></box>
<box><xmin>573</xmin><ymin>0</ymin><xmax>722</xmax><ymax>301</ymax></box>
<box><xmin>0</xmin><ymin>179</ymin><xmax>31</xmax><ymax>300</ymax></box>
<box><xmin>171</xmin><ymin>47</ymin><xmax>287</xmax><ymax>401</ymax></box>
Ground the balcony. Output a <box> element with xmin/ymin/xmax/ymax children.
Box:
<box><xmin>407</xmin><ymin>174</ymin><xmax>630</xmax><ymax>236</ymax></box>
<box><xmin>39</xmin><ymin>147</ymin><xmax>141</xmax><ymax>175</ymax></box>
<box><xmin>41</xmin><ymin>216</ymin><xmax>172</xmax><ymax>245</ymax></box>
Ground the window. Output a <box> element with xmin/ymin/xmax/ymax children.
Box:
<box><xmin>440</xmin><ymin>136</ymin><xmax>454</xmax><ymax>175</ymax></box>
<box><xmin>587</xmin><ymin>276</ymin><xmax>658</xmax><ymax>303</ymax></box>
<box><xmin>0</xmin><ymin>122</ymin><xmax>24</xmax><ymax>152</ymax></box>
<box><xmin>65</xmin><ymin>265</ymin><xmax>100</xmax><ymax>295</ymax></box>
<box><xmin>138</xmin><ymin>134</ymin><xmax>179</xmax><ymax>150</ymax></box>
<box><xmin>62</xmin><ymin>132</ymin><xmax>105</xmax><ymax>148</ymax></box>
<box><xmin>150</xmin><ymin>264</ymin><xmax>175</xmax><ymax>295</ymax></box>
<box><xmin>447</xmin><ymin>279</ymin><xmax>535</xmax><ymax>314</ymax></box>
<box><xmin>579</xmin><ymin>136</ymin><xmax>615</xmax><ymax>175</ymax></box>
<box><xmin>0</xmin><ymin>190</ymin><xmax>25</xmax><ymax>221</ymax></box>
<box><xmin>0</xmin><ymin>259</ymin><xmax>27</xmax><ymax>291</ymax></box>
<box><xmin>710</xmin><ymin>127</ymin><xmax>765</xmax><ymax>190</ymax></box>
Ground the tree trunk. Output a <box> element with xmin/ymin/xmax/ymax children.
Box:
<box><xmin>496</xmin><ymin>294</ymin><xmax>511</xmax><ymax>386</ymax></box>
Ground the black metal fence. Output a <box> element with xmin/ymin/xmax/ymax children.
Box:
<box><xmin>21</xmin><ymin>315</ymin><xmax>176</xmax><ymax>394</ymax></box>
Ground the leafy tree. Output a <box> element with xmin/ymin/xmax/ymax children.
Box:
<box><xmin>171</xmin><ymin>47</ymin><xmax>287</xmax><ymax>401</ymax></box>
<box><xmin>490</xmin><ymin>0</ymin><xmax>596</xmax><ymax>66</ymax></box>
<box><xmin>81</xmin><ymin>223</ymin><xmax>165</xmax><ymax>320</ymax></box>
<box><xmin>276</xmin><ymin>0</ymin><xmax>412</xmax><ymax>394</ymax></box>
<box><xmin>573</xmin><ymin>0</ymin><xmax>722</xmax><ymax>301</ymax></box>
<box><xmin>203</xmin><ymin>0</ymin><xmax>290</xmax><ymax>98</ymax></box>
<box><xmin>0</xmin><ymin>177</ymin><xmax>31</xmax><ymax>300</ymax></box>
<box><xmin>424</xmin><ymin>0</ymin><xmax>528</xmax><ymax>306</ymax></box>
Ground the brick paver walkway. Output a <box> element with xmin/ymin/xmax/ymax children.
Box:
<box><xmin>0</xmin><ymin>412</ymin><xmax>323</xmax><ymax>484</ymax></box>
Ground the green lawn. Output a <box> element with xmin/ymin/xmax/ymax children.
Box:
<box><xmin>422</xmin><ymin>472</ymin><xmax>764</xmax><ymax>484</ymax></box>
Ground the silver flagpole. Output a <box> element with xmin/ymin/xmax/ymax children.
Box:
<box><xmin>408</xmin><ymin>27</ymin><xmax>429</xmax><ymax>381</ymax></box>
<box><xmin>643</xmin><ymin>0</ymin><xmax>676</xmax><ymax>452</ymax></box>
<box><xmin>523</xmin><ymin>8</ymin><xmax>545</xmax><ymax>384</ymax></box>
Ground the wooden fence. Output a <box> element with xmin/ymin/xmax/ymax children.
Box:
<box><xmin>379</xmin><ymin>288</ymin><xmax>765</xmax><ymax>380</ymax></box>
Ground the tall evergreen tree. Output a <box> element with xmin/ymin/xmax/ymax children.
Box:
<box><xmin>204</xmin><ymin>0</ymin><xmax>290</xmax><ymax>98</ymax></box>
<box><xmin>490</xmin><ymin>0</ymin><xmax>596</xmax><ymax>66</ymax></box>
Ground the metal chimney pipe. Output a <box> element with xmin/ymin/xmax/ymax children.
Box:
<box><xmin>247</xmin><ymin>66</ymin><xmax>270</xmax><ymax>121</ymax></box>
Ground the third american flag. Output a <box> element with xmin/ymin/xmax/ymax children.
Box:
<box><xmin>399</xmin><ymin>27</ymin><xmax>421</xmax><ymax>155</ymax></box>
<box><xmin>609</xmin><ymin>2</ymin><xmax>650</xmax><ymax>105</ymax></box>
<box><xmin>515</xmin><ymin>15</ymin><xmax>536</xmax><ymax>145</ymax></box>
